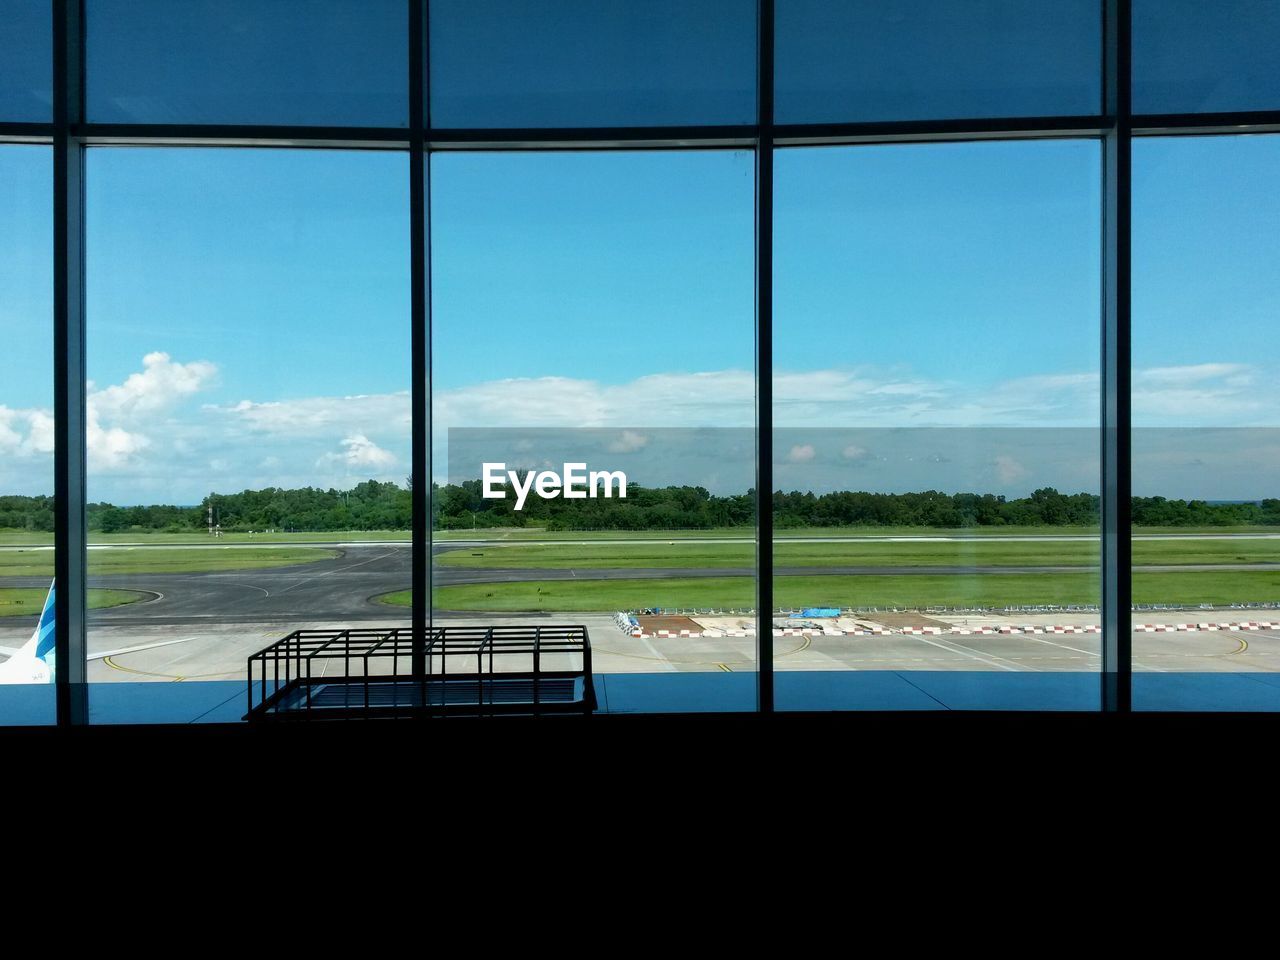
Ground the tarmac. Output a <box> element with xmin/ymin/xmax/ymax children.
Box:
<box><xmin>1</xmin><ymin>542</ymin><xmax>1278</xmax><ymax>719</ymax></box>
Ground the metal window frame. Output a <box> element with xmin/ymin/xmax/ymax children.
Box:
<box><xmin>52</xmin><ymin>0</ymin><xmax>87</xmax><ymax>725</ymax></box>
<box><xmin>2</xmin><ymin>0</ymin><xmax>1274</xmax><ymax>722</ymax></box>
<box><xmin>1101</xmin><ymin>0</ymin><xmax>1133</xmax><ymax>713</ymax></box>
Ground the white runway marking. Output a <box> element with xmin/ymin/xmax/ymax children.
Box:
<box><xmin>272</xmin><ymin>549</ymin><xmax>400</xmax><ymax>596</ymax></box>
<box><xmin>907</xmin><ymin>634</ymin><xmax>1030</xmax><ymax>672</ymax></box>
<box><xmin>639</xmin><ymin>635</ymin><xmax>678</xmax><ymax>671</ymax></box>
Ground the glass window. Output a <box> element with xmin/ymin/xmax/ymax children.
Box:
<box><xmin>773</xmin><ymin>140</ymin><xmax>1102</xmax><ymax>710</ymax></box>
<box><xmin>1132</xmin><ymin>134</ymin><xmax>1280</xmax><ymax>710</ymax></box>
<box><xmin>429</xmin><ymin>0</ymin><xmax>756</xmax><ymax>128</ymax></box>
<box><xmin>85</xmin><ymin>148</ymin><xmax>411</xmax><ymax>723</ymax></box>
<box><xmin>86</xmin><ymin>0</ymin><xmax>408</xmax><ymax>126</ymax></box>
<box><xmin>430</xmin><ymin>150</ymin><xmax>757</xmax><ymax>712</ymax></box>
<box><xmin>1134</xmin><ymin>1</ymin><xmax>1280</xmax><ymax>114</ymax></box>
<box><xmin>0</xmin><ymin>145</ymin><xmax>55</xmax><ymax>723</ymax></box>
<box><xmin>0</xmin><ymin>0</ymin><xmax>52</xmax><ymax>122</ymax></box>
<box><xmin>775</xmin><ymin>0</ymin><xmax>1101</xmax><ymax>124</ymax></box>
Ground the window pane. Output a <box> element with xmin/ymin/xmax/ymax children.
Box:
<box><xmin>1132</xmin><ymin>135</ymin><xmax>1280</xmax><ymax>710</ymax></box>
<box><xmin>86</xmin><ymin>0</ymin><xmax>408</xmax><ymax>126</ymax></box>
<box><xmin>1134</xmin><ymin>1</ymin><xmax>1280</xmax><ymax>114</ymax></box>
<box><xmin>0</xmin><ymin>0</ymin><xmax>51</xmax><ymax>122</ymax></box>
<box><xmin>0</xmin><ymin>146</ymin><xmax>55</xmax><ymax>723</ymax></box>
<box><xmin>86</xmin><ymin>148</ymin><xmax>410</xmax><ymax>723</ymax></box>
<box><xmin>773</xmin><ymin>140</ymin><xmax>1102</xmax><ymax>710</ymax></box>
<box><xmin>429</xmin><ymin>0</ymin><xmax>756</xmax><ymax>128</ymax></box>
<box><xmin>431</xmin><ymin>151</ymin><xmax>757</xmax><ymax>713</ymax></box>
<box><xmin>776</xmin><ymin>0</ymin><xmax>1101</xmax><ymax>124</ymax></box>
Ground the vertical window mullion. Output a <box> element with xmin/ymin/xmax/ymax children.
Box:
<box><xmin>53</xmin><ymin>0</ymin><xmax>87</xmax><ymax>724</ymax></box>
<box><xmin>411</xmin><ymin>0</ymin><xmax>430</xmax><ymax>688</ymax></box>
<box><xmin>1102</xmin><ymin>0</ymin><xmax>1133</xmax><ymax>712</ymax></box>
<box><xmin>756</xmin><ymin>0</ymin><xmax>774</xmax><ymax>712</ymax></box>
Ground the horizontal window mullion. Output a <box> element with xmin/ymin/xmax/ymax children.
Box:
<box><xmin>1133</xmin><ymin>110</ymin><xmax>1280</xmax><ymax>136</ymax></box>
<box><xmin>0</xmin><ymin>122</ymin><xmax>54</xmax><ymax>142</ymax></box>
<box><xmin>74</xmin><ymin>123</ymin><xmax>411</xmax><ymax>148</ymax></box>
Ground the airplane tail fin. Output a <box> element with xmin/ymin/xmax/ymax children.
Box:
<box><xmin>0</xmin><ymin>579</ymin><xmax>55</xmax><ymax>683</ymax></box>
<box><xmin>33</xmin><ymin>579</ymin><xmax>56</xmax><ymax>674</ymax></box>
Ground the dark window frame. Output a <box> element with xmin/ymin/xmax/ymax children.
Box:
<box><xmin>2</xmin><ymin>0</ymin><xmax>1277</xmax><ymax>721</ymax></box>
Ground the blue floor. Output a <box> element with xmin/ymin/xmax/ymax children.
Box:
<box><xmin>6</xmin><ymin>672</ymin><xmax>1280</xmax><ymax>724</ymax></box>
<box><xmin>0</xmin><ymin>685</ymin><xmax>54</xmax><ymax>725</ymax></box>
<box><xmin>602</xmin><ymin>671</ymin><xmax>1102</xmax><ymax>712</ymax></box>
<box><xmin>88</xmin><ymin>681</ymin><xmax>248</xmax><ymax>724</ymax></box>
<box><xmin>1132</xmin><ymin>672</ymin><xmax>1280</xmax><ymax>712</ymax></box>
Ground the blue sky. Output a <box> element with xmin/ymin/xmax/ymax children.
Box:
<box><xmin>1</xmin><ymin>137</ymin><xmax>1277</xmax><ymax>504</ymax></box>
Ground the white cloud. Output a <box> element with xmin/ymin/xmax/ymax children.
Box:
<box><xmin>83</xmin><ymin>353</ymin><xmax>218</xmax><ymax>473</ymax></box>
<box><xmin>87</xmin><ymin>416</ymin><xmax>151</xmax><ymax>470</ymax></box>
<box><xmin>331</xmin><ymin>434</ymin><xmax>397</xmax><ymax>469</ymax></box>
<box><xmin>608</xmin><ymin>430</ymin><xmax>649</xmax><ymax>453</ymax></box>
<box><xmin>90</xmin><ymin>351</ymin><xmax>217</xmax><ymax>421</ymax></box>
<box><xmin>0</xmin><ymin>406</ymin><xmax>57</xmax><ymax>457</ymax></box>
<box><xmin>994</xmin><ymin>455</ymin><xmax>1029</xmax><ymax>485</ymax></box>
<box><xmin>1137</xmin><ymin>363</ymin><xmax>1250</xmax><ymax>385</ymax></box>
<box><xmin>214</xmin><ymin>391</ymin><xmax>411</xmax><ymax>437</ymax></box>
<box><xmin>1132</xmin><ymin>364</ymin><xmax>1266</xmax><ymax>424</ymax></box>
<box><xmin>8</xmin><ymin>351</ymin><xmax>1280</xmax><ymax>503</ymax></box>
<box><xmin>22</xmin><ymin>410</ymin><xmax>54</xmax><ymax>455</ymax></box>
<box><xmin>434</xmin><ymin>371</ymin><xmax>755</xmax><ymax>430</ymax></box>
<box><xmin>0</xmin><ymin>408</ymin><xmax>25</xmax><ymax>453</ymax></box>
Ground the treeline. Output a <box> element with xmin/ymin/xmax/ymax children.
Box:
<box><xmin>98</xmin><ymin>480</ymin><xmax>408</xmax><ymax>533</ymax></box>
<box><xmin>1</xmin><ymin>485</ymin><xmax>1278</xmax><ymax>533</ymax></box>
<box><xmin>0</xmin><ymin>495</ymin><xmax>54</xmax><ymax>532</ymax></box>
<box><xmin>435</xmin><ymin>481</ymin><xmax>1280</xmax><ymax>530</ymax></box>
<box><xmin>434</xmin><ymin>479</ymin><xmax>755</xmax><ymax>530</ymax></box>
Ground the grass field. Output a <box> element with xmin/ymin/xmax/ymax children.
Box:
<box><xmin>0</xmin><ymin>588</ymin><xmax>145</xmax><ymax>618</ymax></box>
<box><xmin>435</xmin><ymin>537</ymin><xmax>1280</xmax><ymax>569</ymax></box>
<box><xmin>436</xmin><ymin>525</ymin><xmax>1280</xmax><ymax>541</ymax></box>
<box><xmin>433</xmin><ymin>526</ymin><xmax>1110</xmax><ymax>541</ymax></box>
<box><xmin>0</xmin><ymin>530</ymin><xmax>409</xmax><ymax>546</ymax></box>
<box><xmin>0</xmin><ymin>546</ymin><xmax>338</xmax><ymax>578</ymax></box>
<box><xmin>3</xmin><ymin>524</ymin><xmax>1279</xmax><ymax>547</ymax></box>
<box><xmin>376</xmin><ymin>569</ymin><xmax>1280</xmax><ymax>612</ymax></box>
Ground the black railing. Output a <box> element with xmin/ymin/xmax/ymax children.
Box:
<box><xmin>246</xmin><ymin>625</ymin><xmax>595</xmax><ymax>720</ymax></box>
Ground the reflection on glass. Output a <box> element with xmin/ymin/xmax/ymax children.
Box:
<box><xmin>1132</xmin><ymin>135</ymin><xmax>1280</xmax><ymax>710</ymax></box>
<box><xmin>0</xmin><ymin>146</ymin><xmax>55</xmax><ymax>723</ymax></box>
<box><xmin>1134</xmin><ymin>0</ymin><xmax>1280</xmax><ymax>114</ymax></box>
<box><xmin>85</xmin><ymin>148</ymin><xmax>410</xmax><ymax>722</ymax></box>
<box><xmin>776</xmin><ymin>0</ymin><xmax>1100</xmax><ymax>123</ymax></box>
<box><xmin>87</xmin><ymin>0</ymin><xmax>408</xmax><ymax>126</ymax></box>
<box><xmin>0</xmin><ymin>0</ymin><xmax>51</xmax><ymax>122</ymax></box>
<box><xmin>430</xmin><ymin>150</ymin><xmax>757</xmax><ymax>712</ymax></box>
<box><xmin>772</xmin><ymin>140</ymin><xmax>1102</xmax><ymax>710</ymax></box>
<box><xmin>429</xmin><ymin>0</ymin><xmax>756</xmax><ymax>128</ymax></box>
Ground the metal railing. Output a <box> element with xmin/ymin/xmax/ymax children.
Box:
<box><xmin>246</xmin><ymin>625</ymin><xmax>595</xmax><ymax>720</ymax></box>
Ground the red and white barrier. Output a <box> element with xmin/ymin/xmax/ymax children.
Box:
<box><xmin>629</xmin><ymin>620</ymin><xmax>1277</xmax><ymax>639</ymax></box>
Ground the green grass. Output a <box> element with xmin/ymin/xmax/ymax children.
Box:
<box><xmin>414</xmin><ymin>576</ymin><xmax>1095</xmax><ymax>611</ymax></box>
<box><xmin>377</xmin><ymin>569</ymin><xmax>1280</xmax><ymax>612</ymax></box>
<box><xmin>432</xmin><ymin>524</ymin><xmax>1280</xmax><ymax>541</ymax></box>
<box><xmin>0</xmin><ymin>546</ymin><xmax>338</xmax><ymax>577</ymax></box>
<box><xmin>433</xmin><ymin>525</ymin><xmax>1102</xmax><ymax>541</ymax></box>
<box><xmin>436</xmin><ymin>537</ymin><xmax>1280</xmax><ymax>570</ymax></box>
<box><xmin>0</xmin><ymin>588</ymin><xmax>146</xmax><ymax>618</ymax></box>
<box><xmin>0</xmin><ymin>529</ymin><xmax>409</xmax><ymax>546</ymax></box>
<box><xmin>2</xmin><ymin>524</ymin><xmax>1276</xmax><ymax>547</ymax></box>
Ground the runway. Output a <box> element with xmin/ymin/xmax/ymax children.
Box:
<box><xmin>2</xmin><ymin>543</ymin><xmax>1278</xmax><ymax>626</ymax></box>
<box><xmin>4</xmin><ymin>539</ymin><xmax>1280</xmax><ymax>719</ymax></box>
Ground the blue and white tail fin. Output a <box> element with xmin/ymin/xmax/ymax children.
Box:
<box><xmin>0</xmin><ymin>579</ymin><xmax>55</xmax><ymax>684</ymax></box>
<box><xmin>33</xmin><ymin>580</ymin><xmax>56</xmax><ymax>673</ymax></box>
